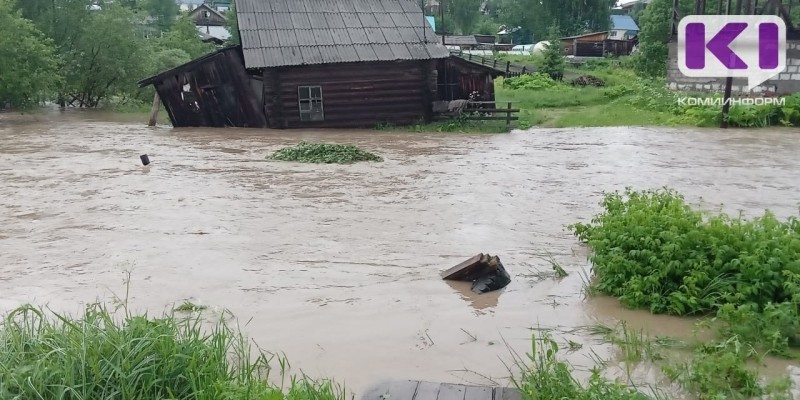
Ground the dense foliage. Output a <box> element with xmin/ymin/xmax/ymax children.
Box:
<box><xmin>570</xmin><ymin>188</ymin><xmax>800</xmax><ymax>355</ymax></box>
<box><xmin>268</xmin><ymin>142</ymin><xmax>384</xmax><ymax>164</ymax></box>
<box><xmin>2</xmin><ymin>0</ymin><xmax>218</xmax><ymax>110</ymax></box>
<box><xmin>0</xmin><ymin>304</ymin><xmax>344</xmax><ymax>399</ymax></box>
<box><xmin>0</xmin><ymin>0</ymin><xmax>60</xmax><ymax>109</ymax></box>
<box><xmin>492</xmin><ymin>0</ymin><xmax>615</xmax><ymax>42</ymax></box>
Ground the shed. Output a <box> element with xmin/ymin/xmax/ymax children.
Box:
<box><xmin>437</xmin><ymin>55</ymin><xmax>502</xmax><ymax>102</ymax></box>
<box><xmin>239</xmin><ymin>0</ymin><xmax>449</xmax><ymax>129</ymax></box>
<box><xmin>137</xmin><ymin>47</ymin><xmax>265</xmax><ymax>128</ymax></box>
<box><xmin>441</xmin><ymin>35</ymin><xmax>479</xmax><ymax>48</ymax></box>
<box><xmin>560</xmin><ymin>31</ymin><xmax>608</xmax><ymax>56</ymax></box>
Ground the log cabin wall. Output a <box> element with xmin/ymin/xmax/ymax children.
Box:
<box><xmin>262</xmin><ymin>59</ymin><xmax>437</xmax><ymax>129</ymax></box>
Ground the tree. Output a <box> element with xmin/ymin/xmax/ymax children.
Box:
<box><xmin>540</xmin><ymin>24</ymin><xmax>565</xmax><ymax>79</ymax></box>
<box><xmin>445</xmin><ymin>0</ymin><xmax>483</xmax><ymax>34</ymax></box>
<box><xmin>0</xmin><ymin>0</ymin><xmax>60</xmax><ymax>108</ymax></box>
<box><xmin>633</xmin><ymin>0</ymin><xmax>692</xmax><ymax>77</ymax></box>
<box><xmin>495</xmin><ymin>0</ymin><xmax>616</xmax><ymax>41</ymax></box>
<box><xmin>161</xmin><ymin>16</ymin><xmax>215</xmax><ymax>59</ymax></box>
<box><xmin>60</xmin><ymin>4</ymin><xmax>148</xmax><ymax>107</ymax></box>
<box><xmin>143</xmin><ymin>0</ymin><xmax>179</xmax><ymax>32</ymax></box>
<box><xmin>226</xmin><ymin>0</ymin><xmax>240</xmax><ymax>45</ymax></box>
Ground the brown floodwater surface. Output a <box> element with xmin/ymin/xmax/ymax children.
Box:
<box><xmin>1</xmin><ymin>110</ymin><xmax>799</xmax><ymax>395</ymax></box>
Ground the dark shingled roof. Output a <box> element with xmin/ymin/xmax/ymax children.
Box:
<box><xmin>440</xmin><ymin>35</ymin><xmax>478</xmax><ymax>46</ymax></box>
<box><xmin>236</xmin><ymin>0</ymin><xmax>450</xmax><ymax>68</ymax></box>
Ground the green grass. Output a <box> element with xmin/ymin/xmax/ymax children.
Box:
<box><xmin>550</xmin><ymin>105</ymin><xmax>679</xmax><ymax>128</ymax></box>
<box><xmin>378</xmin><ymin>118</ymin><xmax>517</xmax><ymax>133</ymax></box>
<box><xmin>0</xmin><ymin>303</ymin><xmax>344</xmax><ymax>400</ymax></box>
<box><xmin>268</xmin><ymin>142</ymin><xmax>383</xmax><ymax>164</ymax></box>
<box><xmin>508</xmin><ymin>332</ymin><xmax>663</xmax><ymax>400</ymax></box>
<box><xmin>493</xmin><ymin>59</ymin><xmax>800</xmax><ymax>129</ymax></box>
<box><xmin>174</xmin><ymin>300</ymin><xmax>208</xmax><ymax>312</ymax></box>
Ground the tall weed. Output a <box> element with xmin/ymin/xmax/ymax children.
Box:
<box><xmin>0</xmin><ymin>304</ymin><xmax>345</xmax><ymax>400</ymax></box>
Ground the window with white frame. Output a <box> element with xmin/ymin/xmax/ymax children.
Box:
<box><xmin>298</xmin><ymin>86</ymin><xmax>324</xmax><ymax>121</ymax></box>
<box><xmin>609</xmin><ymin>30</ymin><xmax>618</xmax><ymax>37</ymax></box>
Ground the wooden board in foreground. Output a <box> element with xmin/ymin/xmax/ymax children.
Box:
<box><xmin>361</xmin><ymin>380</ymin><xmax>522</xmax><ymax>400</ymax></box>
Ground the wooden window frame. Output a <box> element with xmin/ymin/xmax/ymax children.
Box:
<box><xmin>298</xmin><ymin>85</ymin><xmax>324</xmax><ymax>121</ymax></box>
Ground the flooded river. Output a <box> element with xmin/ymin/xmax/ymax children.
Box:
<box><xmin>1</xmin><ymin>110</ymin><xmax>799</xmax><ymax>395</ymax></box>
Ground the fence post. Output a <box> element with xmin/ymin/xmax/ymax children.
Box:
<box><xmin>468</xmin><ymin>53</ymin><xmax>472</xmax><ymax>61</ymax></box>
<box><xmin>493</xmin><ymin>59</ymin><xmax>497</xmax><ymax>68</ymax></box>
<box><xmin>521</xmin><ymin>66</ymin><xmax>526</xmax><ymax>74</ymax></box>
<box><xmin>506</xmin><ymin>102</ymin><xmax>512</xmax><ymax>126</ymax></box>
<box><xmin>506</xmin><ymin>61</ymin><xmax>510</xmax><ymax>74</ymax></box>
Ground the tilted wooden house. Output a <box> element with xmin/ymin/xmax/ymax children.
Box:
<box><xmin>138</xmin><ymin>0</ymin><xmax>450</xmax><ymax>129</ymax></box>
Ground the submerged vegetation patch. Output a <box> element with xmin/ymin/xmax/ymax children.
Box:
<box><xmin>268</xmin><ymin>142</ymin><xmax>383</xmax><ymax>164</ymax></box>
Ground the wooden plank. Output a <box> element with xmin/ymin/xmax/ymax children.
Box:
<box><xmin>501</xmin><ymin>388</ymin><xmax>521</xmax><ymax>400</ymax></box>
<box><xmin>464</xmin><ymin>386</ymin><xmax>492</xmax><ymax>400</ymax></box>
<box><xmin>148</xmin><ymin>92</ymin><xmax>160</xmax><ymax>127</ymax></box>
<box><xmin>362</xmin><ymin>380</ymin><xmax>392</xmax><ymax>400</ymax></box>
<box><xmin>464</xmin><ymin>108</ymin><xmax>520</xmax><ymax>113</ymax></box>
<box><xmin>388</xmin><ymin>380</ymin><xmax>420</xmax><ymax>400</ymax></box>
<box><xmin>414</xmin><ymin>381</ymin><xmax>441</xmax><ymax>400</ymax></box>
<box><xmin>441</xmin><ymin>254</ymin><xmax>485</xmax><ymax>280</ymax></box>
<box><xmin>437</xmin><ymin>383</ymin><xmax>466</xmax><ymax>400</ymax></box>
<box><xmin>492</xmin><ymin>387</ymin><xmax>503</xmax><ymax>400</ymax></box>
<box><xmin>462</xmin><ymin>117</ymin><xmax>519</xmax><ymax>121</ymax></box>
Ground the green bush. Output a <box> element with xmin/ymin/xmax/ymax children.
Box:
<box><xmin>502</xmin><ymin>73</ymin><xmax>558</xmax><ymax>90</ymax></box>
<box><xmin>603</xmin><ymin>85</ymin><xmax>635</xmax><ymax>100</ymax></box>
<box><xmin>570</xmin><ymin>188</ymin><xmax>800</xmax><ymax>355</ymax></box>
<box><xmin>268</xmin><ymin>142</ymin><xmax>383</xmax><ymax>164</ymax></box>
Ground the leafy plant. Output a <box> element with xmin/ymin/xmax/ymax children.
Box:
<box><xmin>268</xmin><ymin>142</ymin><xmax>383</xmax><ymax>164</ymax></box>
<box><xmin>502</xmin><ymin>73</ymin><xmax>558</xmax><ymax>90</ymax></box>
<box><xmin>570</xmin><ymin>187</ymin><xmax>800</xmax><ymax>355</ymax></box>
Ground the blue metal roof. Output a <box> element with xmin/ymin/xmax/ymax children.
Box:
<box><xmin>610</xmin><ymin>15</ymin><xmax>639</xmax><ymax>31</ymax></box>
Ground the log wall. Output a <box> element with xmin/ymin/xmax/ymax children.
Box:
<box><xmin>262</xmin><ymin>60</ymin><xmax>438</xmax><ymax>129</ymax></box>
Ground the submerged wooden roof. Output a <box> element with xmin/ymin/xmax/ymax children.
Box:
<box><xmin>236</xmin><ymin>0</ymin><xmax>450</xmax><ymax>68</ymax></box>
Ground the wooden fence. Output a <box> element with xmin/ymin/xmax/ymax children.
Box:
<box><xmin>449</xmin><ymin>50</ymin><xmax>536</xmax><ymax>77</ymax></box>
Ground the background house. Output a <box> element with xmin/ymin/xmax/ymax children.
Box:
<box><xmin>178</xmin><ymin>0</ymin><xmax>231</xmax><ymax>12</ymax></box>
<box><xmin>141</xmin><ymin>0</ymin><xmax>450</xmax><ymax>129</ymax></box>
<box><xmin>177</xmin><ymin>0</ymin><xmax>204</xmax><ymax>12</ymax></box>
<box><xmin>608</xmin><ymin>15</ymin><xmax>639</xmax><ymax>40</ymax></box>
<box><xmin>613</xmin><ymin>0</ymin><xmax>649</xmax><ymax>14</ymax></box>
<box><xmin>189</xmin><ymin>4</ymin><xmax>230</xmax><ymax>42</ymax></box>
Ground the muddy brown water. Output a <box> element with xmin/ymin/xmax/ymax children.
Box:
<box><xmin>1</xmin><ymin>110</ymin><xmax>799</xmax><ymax>395</ymax></box>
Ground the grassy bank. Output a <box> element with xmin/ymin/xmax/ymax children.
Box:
<box><xmin>410</xmin><ymin>56</ymin><xmax>800</xmax><ymax>133</ymax></box>
<box><xmin>567</xmin><ymin>187</ymin><xmax>800</xmax><ymax>399</ymax></box>
<box><xmin>0</xmin><ymin>303</ymin><xmax>343</xmax><ymax>400</ymax></box>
